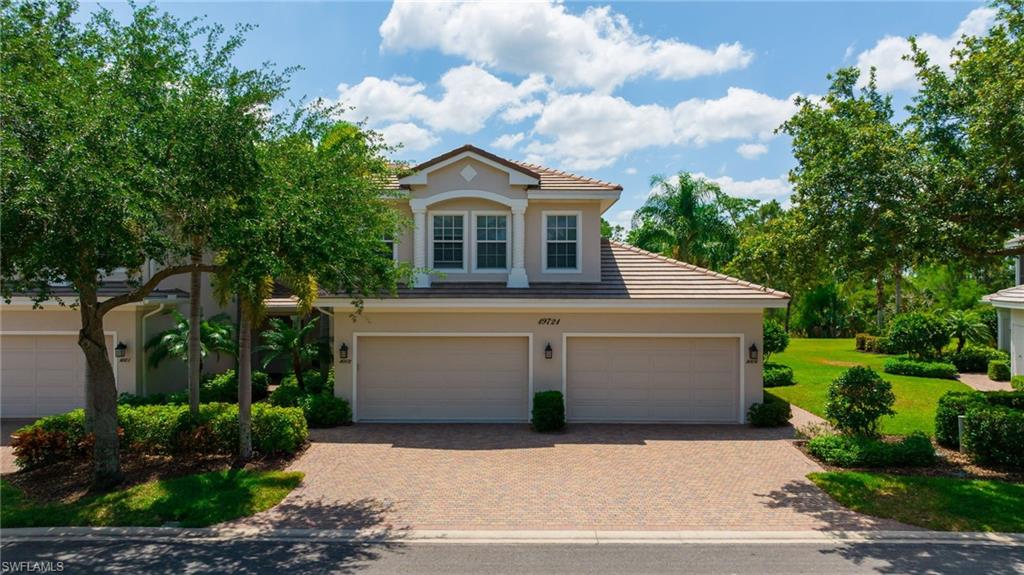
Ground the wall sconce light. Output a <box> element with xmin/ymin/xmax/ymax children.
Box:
<box><xmin>339</xmin><ymin>342</ymin><xmax>349</xmax><ymax>360</ymax></box>
<box><xmin>114</xmin><ymin>341</ymin><xmax>128</xmax><ymax>359</ymax></box>
<box><xmin>748</xmin><ymin>343</ymin><xmax>759</xmax><ymax>363</ymax></box>
<box><xmin>544</xmin><ymin>342</ymin><xmax>553</xmax><ymax>360</ymax></box>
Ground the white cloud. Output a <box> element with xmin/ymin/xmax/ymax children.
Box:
<box><xmin>379</xmin><ymin>1</ymin><xmax>753</xmax><ymax>93</ymax></box>
<box><xmin>624</xmin><ymin>167</ymin><xmax>638</xmax><ymax>175</ymax></box>
<box><xmin>736</xmin><ymin>143</ymin><xmax>768</xmax><ymax>160</ymax></box>
<box><xmin>529</xmin><ymin>88</ymin><xmax>800</xmax><ymax>170</ymax></box>
<box><xmin>491</xmin><ymin>132</ymin><xmax>525</xmax><ymax>150</ymax></box>
<box><xmin>856</xmin><ymin>7</ymin><xmax>996</xmax><ymax>91</ymax></box>
<box><xmin>378</xmin><ymin>122</ymin><xmax>438</xmax><ymax>152</ymax></box>
<box><xmin>606</xmin><ymin>209</ymin><xmax>636</xmax><ymax>232</ymax></box>
<box><xmin>335</xmin><ymin>65</ymin><xmax>546</xmax><ymax>134</ymax></box>
<box><xmin>694</xmin><ymin>172</ymin><xmax>793</xmax><ymax>204</ymax></box>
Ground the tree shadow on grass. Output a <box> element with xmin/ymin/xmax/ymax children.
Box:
<box><xmin>756</xmin><ymin>479</ymin><xmax>917</xmax><ymax>531</ymax></box>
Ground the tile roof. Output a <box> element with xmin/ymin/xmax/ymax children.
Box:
<box><xmin>9</xmin><ymin>283</ymin><xmax>189</xmax><ymax>301</ymax></box>
<box><xmin>984</xmin><ymin>284</ymin><xmax>1024</xmax><ymax>306</ymax></box>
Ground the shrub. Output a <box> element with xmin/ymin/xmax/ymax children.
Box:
<box><xmin>251</xmin><ymin>403</ymin><xmax>307</xmax><ymax>454</ymax></box>
<box><xmin>875</xmin><ymin>336</ymin><xmax>898</xmax><ymax>355</ymax></box>
<box><xmin>855</xmin><ymin>333</ymin><xmax>870</xmax><ymax>351</ymax></box>
<box><xmin>10</xmin><ymin>409</ymin><xmax>89</xmax><ymax>468</ymax></box>
<box><xmin>269</xmin><ymin>383</ymin><xmax>305</xmax><ymax>408</ymax></box>
<box><xmin>300</xmin><ymin>394</ymin><xmax>351</xmax><ymax>428</ymax></box>
<box><xmin>824</xmin><ymin>366</ymin><xmax>896</xmax><ymax>437</ymax></box>
<box><xmin>807</xmin><ymin>432</ymin><xmax>935</xmax><ymax>468</ymax></box>
<box><xmin>988</xmin><ymin>360</ymin><xmax>1011</xmax><ymax>382</ymax></box>
<box><xmin>763</xmin><ymin>319</ymin><xmax>790</xmax><ymax>361</ymax></box>
<box><xmin>763</xmin><ymin>362</ymin><xmax>795</xmax><ymax>387</ymax></box>
<box><xmin>983</xmin><ymin>390</ymin><xmax>1024</xmax><ymax>410</ymax></box>
<box><xmin>945</xmin><ymin>344</ymin><xmax>1008</xmax><ymax>373</ymax></box>
<box><xmin>934</xmin><ymin>391</ymin><xmax>982</xmax><ymax>448</ymax></box>
<box><xmin>882</xmin><ymin>356</ymin><xmax>959</xmax><ymax>380</ymax></box>
<box><xmin>886</xmin><ymin>312</ymin><xmax>949</xmax><ymax>359</ymax></box>
<box><xmin>748</xmin><ymin>394</ymin><xmax>792</xmax><ymax>427</ymax></box>
<box><xmin>532</xmin><ymin>391</ymin><xmax>565</xmax><ymax>432</ymax></box>
<box><xmin>962</xmin><ymin>405</ymin><xmax>1024</xmax><ymax>469</ymax></box>
<box><xmin>117</xmin><ymin>391</ymin><xmax>188</xmax><ymax>406</ymax></box>
<box><xmin>202</xmin><ymin>370</ymin><xmax>270</xmax><ymax>403</ymax></box>
<box><xmin>279</xmin><ymin>369</ymin><xmax>333</xmax><ymax>396</ymax></box>
<box><xmin>1013</xmin><ymin>375</ymin><xmax>1024</xmax><ymax>392</ymax></box>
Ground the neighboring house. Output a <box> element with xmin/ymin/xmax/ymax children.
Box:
<box><xmin>984</xmin><ymin>236</ymin><xmax>1024</xmax><ymax>377</ymax></box>
<box><xmin>267</xmin><ymin>145</ymin><xmax>790</xmax><ymax>423</ymax></box>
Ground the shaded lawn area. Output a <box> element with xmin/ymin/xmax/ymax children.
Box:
<box><xmin>809</xmin><ymin>471</ymin><xmax>1024</xmax><ymax>532</ymax></box>
<box><xmin>0</xmin><ymin>469</ymin><xmax>302</xmax><ymax>528</ymax></box>
<box><xmin>770</xmin><ymin>338</ymin><xmax>971</xmax><ymax>436</ymax></box>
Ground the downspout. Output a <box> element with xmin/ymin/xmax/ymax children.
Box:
<box><xmin>140</xmin><ymin>303</ymin><xmax>166</xmax><ymax>396</ymax></box>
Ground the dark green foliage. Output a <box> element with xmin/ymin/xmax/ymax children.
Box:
<box><xmin>299</xmin><ymin>394</ymin><xmax>351</xmax><ymax>428</ymax></box>
<box><xmin>763</xmin><ymin>362</ymin><xmax>795</xmax><ymax>387</ymax></box>
<box><xmin>118</xmin><ymin>392</ymin><xmax>188</xmax><ymax>406</ymax></box>
<box><xmin>268</xmin><ymin>384</ymin><xmax>304</xmax><ymax>408</ymax></box>
<box><xmin>201</xmin><ymin>370</ymin><xmax>270</xmax><ymax>403</ymax></box>
<box><xmin>763</xmin><ymin>320</ymin><xmax>790</xmax><ymax>361</ymax></box>
<box><xmin>279</xmin><ymin>369</ymin><xmax>333</xmax><ymax>396</ymax></box>
<box><xmin>962</xmin><ymin>405</ymin><xmax>1024</xmax><ymax>469</ymax></box>
<box><xmin>824</xmin><ymin>366</ymin><xmax>896</xmax><ymax>436</ymax></box>
<box><xmin>886</xmin><ymin>312</ymin><xmax>950</xmax><ymax>360</ymax></box>
<box><xmin>807</xmin><ymin>432</ymin><xmax>935</xmax><ymax>468</ymax></box>
<box><xmin>1012</xmin><ymin>376</ymin><xmax>1024</xmax><ymax>392</ymax></box>
<box><xmin>946</xmin><ymin>344</ymin><xmax>1008</xmax><ymax>373</ymax></box>
<box><xmin>10</xmin><ymin>410</ymin><xmax>88</xmax><ymax>468</ymax></box>
<box><xmin>855</xmin><ymin>333</ymin><xmax>870</xmax><ymax>351</ymax></box>
<box><xmin>531</xmin><ymin>391</ymin><xmax>565</xmax><ymax>432</ymax></box>
<box><xmin>861</xmin><ymin>335</ymin><xmax>897</xmax><ymax>354</ymax></box>
<box><xmin>144</xmin><ymin>311</ymin><xmax>236</xmax><ymax>369</ymax></box>
<box><xmin>983</xmin><ymin>391</ymin><xmax>1024</xmax><ymax>410</ymax></box>
<box><xmin>988</xmin><ymin>360</ymin><xmax>1011</xmax><ymax>382</ymax></box>
<box><xmin>748</xmin><ymin>394</ymin><xmax>792</xmax><ymax>427</ymax></box>
<box><xmin>935</xmin><ymin>391</ymin><xmax>982</xmax><ymax>448</ymax></box>
<box><xmin>883</xmin><ymin>357</ymin><xmax>959</xmax><ymax>380</ymax></box>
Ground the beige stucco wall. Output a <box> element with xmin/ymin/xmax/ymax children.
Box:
<box><xmin>332</xmin><ymin>309</ymin><xmax>765</xmax><ymax>420</ymax></box>
<box><xmin>1012</xmin><ymin>308</ymin><xmax>1024</xmax><ymax>376</ymax></box>
<box><xmin>409</xmin><ymin>158</ymin><xmax>528</xmax><ymax>200</ymax></box>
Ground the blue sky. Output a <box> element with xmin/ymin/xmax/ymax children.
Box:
<box><xmin>86</xmin><ymin>1</ymin><xmax>992</xmax><ymax>229</ymax></box>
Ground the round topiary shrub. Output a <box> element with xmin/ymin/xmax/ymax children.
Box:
<box><xmin>988</xmin><ymin>359</ymin><xmax>1011</xmax><ymax>382</ymax></box>
<box><xmin>763</xmin><ymin>362</ymin><xmax>795</xmax><ymax>387</ymax></box>
<box><xmin>748</xmin><ymin>394</ymin><xmax>792</xmax><ymax>427</ymax></box>
<box><xmin>300</xmin><ymin>394</ymin><xmax>352</xmax><ymax>428</ymax></box>
<box><xmin>763</xmin><ymin>319</ymin><xmax>790</xmax><ymax>362</ymax></box>
<box><xmin>886</xmin><ymin>312</ymin><xmax>949</xmax><ymax>360</ymax></box>
<box><xmin>824</xmin><ymin>366</ymin><xmax>896</xmax><ymax>437</ymax></box>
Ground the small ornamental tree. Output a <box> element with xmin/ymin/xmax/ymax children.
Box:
<box><xmin>763</xmin><ymin>319</ymin><xmax>790</xmax><ymax>363</ymax></box>
<box><xmin>886</xmin><ymin>312</ymin><xmax>950</xmax><ymax>359</ymax></box>
<box><xmin>824</xmin><ymin>366</ymin><xmax>896</xmax><ymax>437</ymax></box>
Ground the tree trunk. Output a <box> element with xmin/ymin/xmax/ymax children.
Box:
<box><xmin>188</xmin><ymin>244</ymin><xmax>202</xmax><ymax>416</ymax></box>
<box><xmin>238</xmin><ymin>304</ymin><xmax>253</xmax><ymax>461</ymax></box>
<box><xmin>956</xmin><ymin>337</ymin><xmax>966</xmax><ymax>354</ymax></box>
<box><xmin>76</xmin><ymin>288</ymin><xmax>121</xmax><ymax>487</ymax></box>
<box><xmin>875</xmin><ymin>275</ymin><xmax>885</xmax><ymax>331</ymax></box>
<box><xmin>893</xmin><ymin>264</ymin><xmax>903</xmax><ymax>314</ymax></box>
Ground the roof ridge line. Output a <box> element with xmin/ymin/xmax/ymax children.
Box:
<box><xmin>606</xmin><ymin>240</ymin><xmax>790</xmax><ymax>299</ymax></box>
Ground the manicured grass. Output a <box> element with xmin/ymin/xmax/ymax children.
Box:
<box><xmin>0</xmin><ymin>470</ymin><xmax>302</xmax><ymax>528</ymax></box>
<box><xmin>809</xmin><ymin>471</ymin><xmax>1024</xmax><ymax>532</ymax></box>
<box><xmin>770</xmin><ymin>339</ymin><xmax>971</xmax><ymax>436</ymax></box>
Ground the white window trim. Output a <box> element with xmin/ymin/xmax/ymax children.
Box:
<box><xmin>470</xmin><ymin>210</ymin><xmax>512</xmax><ymax>273</ymax></box>
<box><xmin>541</xmin><ymin>210</ymin><xmax>583</xmax><ymax>273</ymax></box>
<box><xmin>428</xmin><ymin>210</ymin><xmax>469</xmax><ymax>273</ymax></box>
<box><xmin>382</xmin><ymin>237</ymin><xmax>398</xmax><ymax>261</ymax></box>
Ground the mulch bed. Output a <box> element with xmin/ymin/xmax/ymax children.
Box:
<box><xmin>3</xmin><ymin>444</ymin><xmax>306</xmax><ymax>505</ymax></box>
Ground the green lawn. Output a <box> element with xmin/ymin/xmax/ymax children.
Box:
<box><xmin>770</xmin><ymin>338</ymin><xmax>971</xmax><ymax>436</ymax></box>
<box><xmin>0</xmin><ymin>469</ymin><xmax>302</xmax><ymax>528</ymax></box>
<box><xmin>809</xmin><ymin>471</ymin><xmax>1024</xmax><ymax>532</ymax></box>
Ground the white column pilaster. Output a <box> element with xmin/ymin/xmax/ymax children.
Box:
<box><xmin>412</xmin><ymin>207</ymin><xmax>430</xmax><ymax>288</ymax></box>
<box><xmin>507</xmin><ymin>203</ymin><xmax>529</xmax><ymax>288</ymax></box>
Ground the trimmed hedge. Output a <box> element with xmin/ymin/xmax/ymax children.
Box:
<box><xmin>886</xmin><ymin>312</ymin><xmax>949</xmax><ymax>359</ymax></box>
<box><xmin>1013</xmin><ymin>375</ymin><xmax>1024</xmax><ymax>392</ymax></box>
<box><xmin>11</xmin><ymin>403</ymin><xmax>307</xmax><ymax>469</ymax></box>
<box><xmin>882</xmin><ymin>356</ymin><xmax>958</xmax><ymax>380</ymax></box>
<box><xmin>763</xmin><ymin>362</ymin><xmax>795</xmax><ymax>387</ymax></box>
<box><xmin>945</xmin><ymin>345</ymin><xmax>1008</xmax><ymax>374</ymax></box>
<box><xmin>299</xmin><ymin>394</ymin><xmax>352</xmax><ymax>428</ymax></box>
<box><xmin>806</xmin><ymin>432</ymin><xmax>935</xmax><ymax>468</ymax></box>
<box><xmin>988</xmin><ymin>360</ymin><xmax>1011</xmax><ymax>382</ymax></box>
<box><xmin>201</xmin><ymin>370</ymin><xmax>270</xmax><ymax>403</ymax></box>
<box><xmin>934</xmin><ymin>390</ymin><xmax>1024</xmax><ymax>449</ymax></box>
<box><xmin>861</xmin><ymin>335</ymin><xmax>898</xmax><ymax>354</ymax></box>
<box><xmin>748</xmin><ymin>394</ymin><xmax>792</xmax><ymax>427</ymax></box>
<box><xmin>962</xmin><ymin>405</ymin><xmax>1024</xmax><ymax>469</ymax></box>
<box><xmin>855</xmin><ymin>333</ymin><xmax>870</xmax><ymax>351</ymax></box>
<box><xmin>118</xmin><ymin>391</ymin><xmax>187</xmax><ymax>406</ymax></box>
<box><xmin>532</xmin><ymin>391</ymin><xmax>565</xmax><ymax>432</ymax></box>
<box><xmin>279</xmin><ymin>369</ymin><xmax>333</xmax><ymax>396</ymax></box>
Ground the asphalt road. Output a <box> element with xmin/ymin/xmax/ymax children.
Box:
<box><xmin>2</xmin><ymin>539</ymin><xmax>1022</xmax><ymax>575</ymax></box>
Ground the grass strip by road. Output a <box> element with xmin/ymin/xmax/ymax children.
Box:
<box><xmin>1</xmin><ymin>469</ymin><xmax>302</xmax><ymax>528</ymax></box>
<box><xmin>809</xmin><ymin>471</ymin><xmax>1024</xmax><ymax>532</ymax></box>
<box><xmin>771</xmin><ymin>338</ymin><xmax>971</xmax><ymax>436</ymax></box>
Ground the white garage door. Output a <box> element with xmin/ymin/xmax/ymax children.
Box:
<box><xmin>1</xmin><ymin>334</ymin><xmax>113</xmax><ymax>418</ymax></box>
<box><xmin>356</xmin><ymin>336</ymin><xmax>529</xmax><ymax>421</ymax></box>
<box><xmin>566</xmin><ymin>337</ymin><xmax>740</xmax><ymax>423</ymax></box>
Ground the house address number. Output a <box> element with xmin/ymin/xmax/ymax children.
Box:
<box><xmin>538</xmin><ymin>317</ymin><xmax>561</xmax><ymax>325</ymax></box>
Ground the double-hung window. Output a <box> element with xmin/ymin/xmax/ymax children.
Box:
<box><xmin>474</xmin><ymin>214</ymin><xmax>508</xmax><ymax>270</ymax></box>
<box><xmin>543</xmin><ymin>212</ymin><xmax>580</xmax><ymax>272</ymax></box>
<box><xmin>380</xmin><ymin>237</ymin><xmax>396</xmax><ymax>261</ymax></box>
<box><xmin>432</xmin><ymin>214</ymin><xmax>465</xmax><ymax>270</ymax></box>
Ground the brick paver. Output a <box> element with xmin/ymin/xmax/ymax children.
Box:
<box><xmin>238</xmin><ymin>424</ymin><xmax>911</xmax><ymax>532</ymax></box>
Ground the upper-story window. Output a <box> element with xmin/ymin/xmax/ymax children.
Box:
<box><xmin>431</xmin><ymin>213</ymin><xmax>465</xmax><ymax>270</ymax></box>
<box><xmin>474</xmin><ymin>214</ymin><xmax>508</xmax><ymax>271</ymax></box>
<box><xmin>542</xmin><ymin>211</ymin><xmax>581</xmax><ymax>272</ymax></box>
<box><xmin>380</xmin><ymin>237</ymin><xmax>397</xmax><ymax>261</ymax></box>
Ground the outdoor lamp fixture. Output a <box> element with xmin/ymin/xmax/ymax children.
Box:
<box><xmin>544</xmin><ymin>342</ymin><xmax>553</xmax><ymax>360</ymax></box>
<box><xmin>748</xmin><ymin>343</ymin><xmax>759</xmax><ymax>363</ymax></box>
<box><xmin>114</xmin><ymin>341</ymin><xmax>128</xmax><ymax>359</ymax></box>
<box><xmin>339</xmin><ymin>342</ymin><xmax>349</xmax><ymax>360</ymax></box>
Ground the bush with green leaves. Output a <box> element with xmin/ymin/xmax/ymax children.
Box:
<box><xmin>1013</xmin><ymin>375</ymin><xmax>1024</xmax><ymax>392</ymax></box>
<box><xmin>824</xmin><ymin>366</ymin><xmax>896</xmax><ymax>437</ymax></box>
<box><xmin>10</xmin><ymin>409</ymin><xmax>88</xmax><ymax>468</ymax></box>
<box><xmin>855</xmin><ymin>333</ymin><xmax>870</xmax><ymax>351</ymax></box>
<box><xmin>201</xmin><ymin>370</ymin><xmax>270</xmax><ymax>403</ymax></box>
<box><xmin>807</xmin><ymin>432</ymin><xmax>935</xmax><ymax>468</ymax></box>
<box><xmin>118</xmin><ymin>391</ymin><xmax>188</xmax><ymax>406</ymax></box>
<box><xmin>279</xmin><ymin>369</ymin><xmax>333</xmax><ymax>396</ymax></box>
<box><xmin>299</xmin><ymin>394</ymin><xmax>351</xmax><ymax>428</ymax></box>
<box><xmin>934</xmin><ymin>391</ymin><xmax>982</xmax><ymax>448</ymax></box>
<box><xmin>962</xmin><ymin>405</ymin><xmax>1024</xmax><ymax>469</ymax></box>
<box><xmin>532</xmin><ymin>391</ymin><xmax>565</xmax><ymax>432</ymax></box>
<box><xmin>763</xmin><ymin>319</ymin><xmax>790</xmax><ymax>362</ymax></box>
<box><xmin>748</xmin><ymin>394</ymin><xmax>792</xmax><ymax>427</ymax></box>
<box><xmin>885</xmin><ymin>312</ymin><xmax>949</xmax><ymax>360</ymax></box>
<box><xmin>763</xmin><ymin>362</ymin><xmax>795</xmax><ymax>387</ymax></box>
<box><xmin>988</xmin><ymin>360</ymin><xmax>1011</xmax><ymax>382</ymax></box>
<box><xmin>945</xmin><ymin>344</ymin><xmax>1008</xmax><ymax>373</ymax></box>
<box><xmin>882</xmin><ymin>356</ymin><xmax>958</xmax><ymax>380</ymax></box>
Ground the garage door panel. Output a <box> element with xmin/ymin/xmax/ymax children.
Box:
<box><xmin>1</xmin><ymin>334</ymin><xmax>113</xmax><ymax>418</ymax></box>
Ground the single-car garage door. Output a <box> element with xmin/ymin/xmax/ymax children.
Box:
<box><xmin>566</xmin><ymin>336</ymin><xmax>740</xmax><ymax>423</ymax></box>
<box><xmin>356</xmin><ymin>336</ymin><xmax>529</xmax><ymax>421</ymax></box>
<box><xmin>1</xmin><ymin>334</ymin><xmax>113</xmax><ymax>418</ymax></box>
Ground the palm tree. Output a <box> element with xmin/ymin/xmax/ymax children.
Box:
<box><xmin>258</xmin><ymin>316</ymin><xmax>320</xmax><ymax>390</ymax></box>
<box><xmin>144</xmin><ymin>310</ymin><xmax>236</xmax><ymax>369</ymax></box>
<box><xmin>629</xmin><ymin>172</ymin><xmax>741</xmax><ymax>269</ymax></box>
<box><xmin>946</xmin><ymin>310</ymin><xmax>990</xmax><ymax>353</ymax></box>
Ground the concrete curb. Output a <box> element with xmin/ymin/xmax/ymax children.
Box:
<box><xmin>2</xmin><ymin>527</ymin><xmax>1023</xmax><ymax>545</ymax></box>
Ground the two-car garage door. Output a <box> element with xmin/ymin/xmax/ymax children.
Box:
<box><xmin>1</xmin><ymin>334</ymin><xmax>113</xmax><ymax>418</ymax></box>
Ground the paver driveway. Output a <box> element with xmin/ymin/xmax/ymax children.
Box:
<box><xmin>239</xmin><ymin>424</ymin><xmax>909</xmax><ymax>532</ymax></box>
